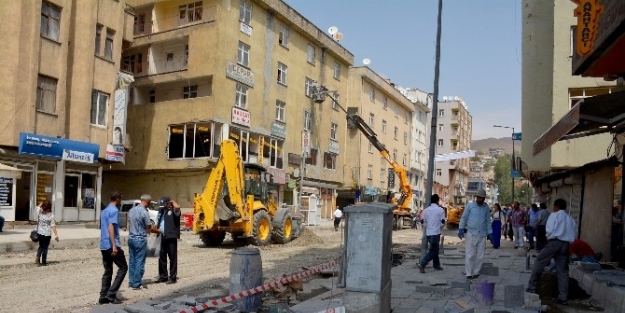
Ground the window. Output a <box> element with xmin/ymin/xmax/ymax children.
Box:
<box><xmin>438</xmin><ymin>109</ymin><xmax>444</xmax><ymax>117</ymax></box>
<box><xmin>277</xmin><ymin>62</ymin><xmax>287</xmax><ymax>85</ymax></box>
<box><xmin>569</xmin><ymin>86</ymin><xmax>615</xmax><ymax>108</ymax></box>
<box><xmin>262</xmin><ymin>138</ymin><xmax>284</xmax><ymax>168</ymax></box>
<box><xmin>382</xmin><ymin>120</ymin><xmax>387</xmax><ymax>133</ymax></box>
<box><xmin>95</xmin><ymin>24</ymin><xmax>102</xmax><ymax>55</ymax></box>
<box><xmin>183</xmin><ymin>85</ymin><xmax>198</xmax><ymax>99</ymax></box>
<box><xmin>437</xmin><ymin>139</ymin><xmax>443</xmax><ymax>147</ymax></box>
<box><xmin>383</xmin><ymin>96</ymin><xmax>388</xmax><ymax>110</ymax></box>
<box><xmin>304</xmin><ymin>111</ymin><xmax>311</xmax><ymax>131</ymax></box>
<box><xmin>570</xmin><ymin>26</ymin><xmax>574</xmax><ymax>57</ymax></box>
<box><xmin>370</xmin><ymin>88</ymin><xmax>375</xmax><ymax>101</ymax></box>
<box><xmin>239</xmin><ymin>0</ymin><xmax>252</xmax><ymax>25</ymax></box>
<box><xmin>368</xmin><ymin>142</ymin><xmax>373</xmax><ymax>153</ymax></box>
<box><xmin>403</xmin><ymin>154</ymin><xmax>407</xmax><ymax>166</ymax></box>
<box><xmin>104</xmin><ymin>28</ymin><xmax>115</xmax><ymax>60</ymax></box>
<box><xmin>305</xmin><ymin>148</ymin><xmax>318</xmax><ymax>166</ymax></box>
<box><xmin>238</xmin><ymin>41</ymin><xmax>250</xmax><ymax>67</ymax></box>
<box><xmin>235</xmin><ymin>84</ymin><xmax>248</xmax><ymax>108</ymax></box>
<box><xmin>403</xmin><ymin>132</ymin><xmax>408</xmax><ymax>145</ymax></box>
<box><xmin>392</xmin><ymin>149</ymin><xmax>397</xmax><ymax>161</ymax></box>
<box><xmin>149</xmin><ymin>89</ymin><xmax>155</xmax><ymax>103</ymax></box>
<box><xmin>168</xmin><ymin>122</ymin><xmax>215</xmax><ymax>159</ymax></box>
<box><xmin>405</xmin><ymin>112</ymin><xmax>409</xmax><ymax>124</ymax></box>
<box><xmin>279</xmin><ymin>25</ymin><xmax>289</xmax><ymax>46</ymax></box>
<box><xmin>438</xmin><ymin>124</ymin><xmax>443</xmax><ymax>132</ymax></box>
<box><xmin>305</xmin><ymin>77</ymin><xmax>314</xmax><ymax>97</ymax></box>
<box><xmin>330</xmin><ymin>122</ymin><xmax>338</xmax><ymax>140</ymax></box>
<box><xmin>367</xmin><ymin>164</ymin><xmax>372</xmax><ymax>180</ymax></box>
<box><xmin>394</xmin><ymin>126</ymin><xmax>398</xmax><ymax>140</ymax></box>
<box><xmin>324</xmin><ymin>152</ymin><xmax>337</xmax><ymax>170</ymax></box>
<box><xmin>36</xmin><ymin>75</ymin><xmax>57</xmax><ymax>113</ymax></box>
<box><xmin>179</xmin><ymin>1</ymin><xmax>203</xmax><ymax>25</ymax></box>
<box><xmin>41</xmin><ymin>1</ymin><xmax>61</xmax><ymax>41</ymax></box>
<box><xmin>332</xmin><ymin>93</ymin><xmax>339</xmax><ymax>110</ymax></box>
<box><xmin>91</xmin><ymin>90</ymin><xmax>109</xmax><ymax>126</ymax></box>
<box><xmin>436</xmin><ymin>169</ymin><xmax>442</xmax><ymax>176</ymax></box>
<box><xmin>307</xmin><ymin>45</ymin><xmax>315</xmax><ymax>64</ymax></box>
<box><xmin>333</xmin><ymin>62</ymin><xmax>341</xmax><ymax>79</ymax></box>
<box><xmin>134</xmin><ymin>13</ymin><xmax>146</xmax><ymax>35</ymax></box>
<box><xmin>122</xmin><ymin>54</ymin><xmax>143</xmax><ymax>74</ymax></box>
<box><xmin>184</xmin><ymin>45</ymin><xmax>189</xmax><ymax>66</ymax></box>
<box><xmin>275</xmin><ymin>100</ymin><xmax>285</xmax><ymax>121</ymax></box>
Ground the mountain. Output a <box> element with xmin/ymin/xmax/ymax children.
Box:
<box><xmin>471</xmin><ymin>137</ymin><xmax>521</xmax><ymax>155</ymax></box>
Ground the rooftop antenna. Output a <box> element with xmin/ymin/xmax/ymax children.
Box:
<box><xmin>363</xmin><ymin>58</ymin><xmax>371</xmax><ymax>66</ymax></box>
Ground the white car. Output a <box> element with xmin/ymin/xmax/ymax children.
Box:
<box><xmin>119</xmin><ymin>200</ymin><xmax>159</xmax><ymax>229</ymax></box>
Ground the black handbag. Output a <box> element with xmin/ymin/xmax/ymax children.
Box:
<box><xmin>30</xmin><ymin>212</ymin><xmax>40</xmax><ymax>242</ymax></box>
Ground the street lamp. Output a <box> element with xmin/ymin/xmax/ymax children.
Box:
<box><xmin>493</xmin><ymin>125</ymin><xmax>515</xmax><ymax>204</ymax></box>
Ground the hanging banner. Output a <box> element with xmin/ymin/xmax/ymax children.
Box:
<box><xmin>113</xmin><ymin>89</ymin><xmax>128</xmax><ymax>146</ymax></box>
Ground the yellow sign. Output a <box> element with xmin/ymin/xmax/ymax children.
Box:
<box><xmin>258</xmin><ymin>136</ymin><xmax>264</xmax><ymax>164</ymax></box>
<box><xmin>573</xmin><ymin>0</ymin><xmax>604</xmax><ymax>57</ymax></box>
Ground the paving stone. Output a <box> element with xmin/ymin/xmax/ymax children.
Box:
<box><xmin>503</xmin><ymin>285</ymin><xmax>524</xmax><ymax>308</ymax></box>
<box><xmin>172</xmin><ymin>295</ymin><xmax>198</xmax><ymax>306</ymax></box>
<box><xmin>444</xmin><ymin>288</ymin><xmax>466</xmax><ymax>297</ymax></box>
<box><xmin>123</xmin><ymin>303</ymin><xmax>167</xmax><ymax>313</ymax></box>
<box><xmin>152</xmin><ymin>302</ymin><xmax>171</xmax><ymax>310</ymax></box>
<box><xmin>416</xmin><ymin>285</ymin><xmax>441</xmax><ymax>293</ymax></box>
<box><xmin>428</xmin><ymin>279</ymin><xmax>448</xmax><ymax>286</ymax></box>
<box><xmin>479</xmin><ymin>266</ymin><xmax>499</xmax><ymax>276</ymax></box>
<box><xmin>524</xmin><ymin>292</ymin><xmax>539</xmax><ymax>302</ymax></box>
<box><xmin>90</xmin><ymin>304</ymin><xmax>127</xmax><ymax>313</ymax></box>
<box><xmin>451</xmin><ymin>281</ymin><xmax>471</xmax><ymax>292</ymax></box>
<box><xmin>523</xmin><ymin>299</ymin><xmax>541</xmax><ymax>308</ymax></box>
<box><xmin>580</xmin><ymin>262</ymin><xmax>602</xmax><ymax>273</ymax></box>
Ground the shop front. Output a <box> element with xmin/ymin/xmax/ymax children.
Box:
<box><xmin>6</xmin><ymin>132</ymin><xmax>103</xmax><ymax>222</ymax></box>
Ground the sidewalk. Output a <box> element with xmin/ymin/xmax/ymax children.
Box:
<box><xmin>0</xmin><ymin>227</ymin><xmax>129</xmax><ymax>253</ymax></box>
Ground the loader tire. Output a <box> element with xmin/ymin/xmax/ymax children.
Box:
<box><xmin>248</xmin><ymin>210</ymin><xmax>272</xmax><ymax>246</ymax></box>
<box><xmin>395</xmin><ymin>216</ymin><xmax>403</xmax><ymax>231</ymax></box>
<box><xmin>272</xmin><ymin>213</ymin><xmax>293</xmax><ymax>244</ymax></box>
<box><xmin>200</xmin><ymin>231</ymin><xmax>226</xmax><ymax>247</ymax></box>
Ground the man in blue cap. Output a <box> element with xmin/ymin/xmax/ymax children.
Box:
<box><xmin>156</xmin><ymin>196</ymin><xmax>181</xmax><ymax>284</ymax></box>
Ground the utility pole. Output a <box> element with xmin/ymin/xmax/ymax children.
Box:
<box><xmin>425</xmin><ymin>0</ymin><xmax>443</xmax><ymax>207</ymax></box>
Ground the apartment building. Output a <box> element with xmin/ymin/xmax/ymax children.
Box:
<box><xmin>0</xmin><ymin>0</ymin><xmax>134</xmax><ymax>222</ymax></box>
<box><xmin>434</xmin><ymin>99</ymin><xmax>473</xmax><ymax>205</ymax></box>
<box><xmin>337</xmin><ymin>67</ymin><xmax>414</xmax><ymax>208</ymax></box>
<box><xmin>104</xmin><ymin>0</ymin><xmax>353</xmax><ymax>219</ymax></box>
<box><xmin>397</xmin><ymin>87</ymin><xmax>431</xmax><ymax>211</ymax></box>
<box><xmin>521</xmin><ymin>0</ymin><xmax>616</xmax><ymax>173</ymax></box>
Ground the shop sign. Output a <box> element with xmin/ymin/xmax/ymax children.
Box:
<box><xmin>105</xmin><ymin>144</ymin><xmax>125</xmax><ymax>163</ymax></box>
<box><xmin>240</xmin><ymin>22</ymin><xmax>252</xmax><ymax>36</ymax></box>
<box><xmin>113</xmin><ymin>89</ymin><xmax>128</xmax><ymax>146</ymax></box>
<box><xmin>573</xmin><ymin>0</ymin><xmax>605</xmax><ymax>57</ymax></box>
<box><xmin>271</xmin><ymin>122</ymin><xmax>286</xmax><ymax>139</ymax></box>
<box><xmin>18</xmin><ymin>132</ymin><xmax>100</xmax><ymax>163</ymax></box>
<box><xmin>258</xmin><ymin>136</ymin><xmax>264</xmax><ymax>165</ymax></box>
<box><xmin>288</xmin><ymin>153</ymin><xmax>301</xmax><ymax>165</ymax></box>
<box><xmin>226</xmin><ymin>62</ymin><xmax>254</xmax><ymax>87</ymax></box>
<box><xmin>232</xmin><ymin>107</ymin><xmax>251</xmax><ymax>127</ymax></box>
<box><xmin>302</xmin><ymin>131</ymin><xmax>311</xmax><ymax>154</ymax></box>
<box><xmin>329</xmin><ymin>140</ymin><xmax>339</xmax><ymax>154</ymax></box>
<box><xmin>0</xmin><ymin>177</ymin><xmax>13</xmax><ymax>206</ymax></box>
<box><xmin>267</xmin><ymin>167</ymin><xmax>286</xmax><ymax>184</ymax></box>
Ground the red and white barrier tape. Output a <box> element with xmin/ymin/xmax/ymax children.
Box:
<box><xmin>178</xmin><ymin>259</ymin><xmax>340</xmax><ymax>313</ymax></box>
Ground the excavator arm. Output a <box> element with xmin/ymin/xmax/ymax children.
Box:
<box><xmin>193</xmin><ymin>139</ymin><xmax>247</xmax><ymax>233</ymax></box>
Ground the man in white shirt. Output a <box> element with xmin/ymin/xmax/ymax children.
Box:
<box><xmin>333</xmin><ymin>206</ymin><xmax>343</xmax><ymax>231</ymax></box>
<box><xmin>417</xmin><ymin>194</ymin><xmax>446</xmax><ymax>273</ymax></box>
<box><xmin>526</xmin><ymin>199</ymin><xmax>576</xmax><ymax>305</ymax></box>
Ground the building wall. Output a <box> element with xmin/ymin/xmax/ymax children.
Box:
<box><xmin>521</xmin><ymin>0</ymin><xmax>614</xmax><ymax>172</ymax></box>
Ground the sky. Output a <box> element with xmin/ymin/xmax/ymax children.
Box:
<box><xmin>285</xmin><ymin>0</ymin><xmax>522</xmax><ymax>140</ymax></box>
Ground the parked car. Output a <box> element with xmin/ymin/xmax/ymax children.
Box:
<box><xmin>118</xmin><ymin>200</ymin><xmax>159</xmax><ymax>230</ymax></box>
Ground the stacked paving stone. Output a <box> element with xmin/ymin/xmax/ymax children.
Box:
<box><xmin>89</xmin><ymin>294</ymin><xmax>242</xmax><ymax>313</ymax></box>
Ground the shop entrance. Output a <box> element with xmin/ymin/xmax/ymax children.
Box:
<box><xmin>14</xmin><ymin>171</ymin><xmax>31</xmax><ymax>221</ymax></box>
<box><xmin>62</xmin><ymin>172</ymin><xmax>97</xmax><ymax>221</ymax></box>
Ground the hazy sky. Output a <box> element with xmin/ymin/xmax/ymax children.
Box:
<box><xmin>285</xmin><ymin>0</ymin><xmax>522</xmax><ymax>140</ymax></box>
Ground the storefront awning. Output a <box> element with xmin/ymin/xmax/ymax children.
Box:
<box><xmin>533</xmin><ymin>90</ymin><xmax>625</xmax><ymax>156</ymax></box>
<box><xmin>0</xmin><ymin>163</ymin><xmax>22</xmax><ymax>179</ymax></box>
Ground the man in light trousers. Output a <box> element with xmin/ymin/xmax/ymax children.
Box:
<box><xmin>458</xmin><ymin>189</ymin><xmax>492</xmax><ymax>279</ymax></box>
<box><xmin>510</xmin><ymin>202</ymin><xmax>527</xmax><ymax>249</ymax></box>
<box><xmin>127</xmin><ymin>194</ymin><xmax>160</xmax><ymax>290</ymax></box>
<box><xmin>526</xmin><ymin>199</ymin><xmax>576</xmax><ymax>305</ymax></box>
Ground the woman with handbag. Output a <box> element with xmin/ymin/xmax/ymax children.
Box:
<box><xmin>35</xmin><ymin>201</ymin><xmax>59</xmax><ymax>265</ymax></box>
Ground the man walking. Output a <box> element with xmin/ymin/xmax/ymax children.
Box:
<box><xmin>417</xmin><ymin>194</ymin><xmax>446</xmax><ymax>273</ymax></box>
<box><xmin>534</xmin><ymin>203</ymin><xmax>550</xmax><ymax>251</ymax></box>
<box><xmin>458</xmin><ymin>189</ymin><xmax>492</xmax><ymax>279</ymax></box>
<box><xmin>527</xmin><ymin>204</ymin><xmax>539</xmax><ymax>249</ymax></box>
<box><xmin>332</xmin><ymin>206</ymin><xmax>342</xmax><ymax>231</ymax></box>
<box><xmin>128</xmin><ymin>194</ymin><xmax>160</xmax><ymax>290</ymax></box>
<box><xmin>510</xmin><ymin>202</ymin><xmax>527</xmax><ymax>249</ymax></box>
<box><xmin>526</xmin><ymin>199</ymin><xmax>576</xmax><ymax>305</ymax></box>
<box><xmin>99</xmin><ymin>191</ymin><xmax>128</xmax><ymax>305</ymax></box>
<box><xmin>157</xmin><ymin>196</ymin><xmax>181</xmax><ymax>284</ymax></box>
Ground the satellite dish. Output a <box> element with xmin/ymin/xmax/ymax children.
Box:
<box><xmin>328</xmin><ymin>26</ymin><xmax>338</xmax><ymax>35</ymax></box>
<box><xmin>454</xmin><ymin>96</ymin><xmax>460</xmax><ymax>101</ymax></box>
<box><xmin>332</xmin><ymin>32</ymin><xmax>343</xmax><ymax>41</ymax></box>
<box><xmin>442</xmin><ymin>96</ymin><xmax>448</xmax><ymax>101</ymax></box>
<box><xmin>363</xmin><ymin>58</ymin><xmax>371</xmax><ymax>65</ymax></box>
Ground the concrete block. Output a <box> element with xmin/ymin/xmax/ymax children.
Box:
<box><xmin>591</xmin><ymin>281</ymin><xmax>607</xmax><ymax>304</ymax></box>
<box><xmin>581</xmin><ymin>273</ymin><xmax>595</xmax><ymax>292</ymax></box>
<box><xmin>444</xmin><ymin>287</ymin><xmax>466</xmax><ymax>297</ymax></box>
<box><xmin>152</xmin><ymin>302</ymin><xmax>171</xmax><ymax>310</ymax></box>
<box><xmin>428</xmin><ymin>279</ymin><xmax>448</xmax><ymax>286</ymax></box>
<box><xmin>451</xmin><ymin>281</ymin><xmax>471</xmax><ymax>292</ymax></box>
<box><xmin>172</xmin><ymin>295</ymin><xmax>198</xmax><ymax>306</ymax></box>
<box><xmin>415</xmin><ymin>285</ymin><xmax>441</xmax><ymax>293</ymax></box>
<box><xmin>89</xmin><ymin>304</ymin><xmax>127</xmax><ymax>313</ymax></box>
<box><xmin>580</xmin><ymin>262</ymin><xmax>602</xmax><ymax>273</ymax></box>
<box><xmin>524</xmin><ymin>292</ymin><xmax>539</xmax><ymax>302</ymax></box>
<box><xmin>503</xmin><ymin>285</ymin><xmax>524</xmax><ymax>308</ymax></box>
<box><xmin>524</xmin><ymin>300</ymin><xmax>541</xmax><ymax>308</ymax></box>
<box><xmin>123</xmin><ymin>303</ymin><xmax>167</xmax><ymax>313</ymax></box>
<box><xmin>479</xmin><ymin>266</ymin><xmax>499</xmax><ymax>276</ymax></box>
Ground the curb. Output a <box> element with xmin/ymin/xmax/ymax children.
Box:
<box><xmin>0</xmin><ymin>236</ymin><xmax>129</xmax><ymax>253</ymax></box>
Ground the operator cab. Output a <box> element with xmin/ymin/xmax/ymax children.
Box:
<box><xmin>244</xmin><ymin>164</ymin><xmax>272</xmax><ymax>202</ymax></box>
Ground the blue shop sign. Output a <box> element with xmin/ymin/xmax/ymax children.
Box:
<box><xmin>18</xmin><ymin>132</ymin><xmax>100</xmax><ymax>163</ymax></box>
<box><xmin>271</xmin><ymin>122</ymin><xmax>286</xmax><ymax>139</ymax></box>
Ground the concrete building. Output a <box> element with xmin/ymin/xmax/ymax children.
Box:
<box><xmin>397</xmin><ymin>87</ymin><xmax>431</xmax><ymax>211</ymax></box>
<box><xmin>434</xmin><ymin>98</ymin><xmax>472</xmax><ymax>206</ymax></box>
<box><xmin>105</xmin><ymin>0</ymin><xmax>353</xmax><ymax>219</ymax></box>
<box><xmin>521</xmin><ymin>0</ymin><xmax>616</xmax><ymax>174</ymax></box>
<box><xmin>337</xmin><ymin>67</ymin><xmax>413</xmax><ymax>209</ymax></box>
<box><xmin>0</xmin><ymin>0</ymin><xmax>134</xmax><ymax>222</ymax></box>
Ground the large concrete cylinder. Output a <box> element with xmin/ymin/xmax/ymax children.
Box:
<box><xmin>229</xmin><ymin>247</ymin><xmax>263</xmax><ymax>312</ymax></box>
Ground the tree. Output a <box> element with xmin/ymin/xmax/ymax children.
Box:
<box><xmin>494</xmin><ymin>154</ymin><xmax>512</xmax><ymax>204</ymax></box>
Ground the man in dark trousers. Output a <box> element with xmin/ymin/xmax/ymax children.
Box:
<box><xmin>99</xmin><ymin>191</ymin><xmax>128</xmax><ymax>304</ymax></box>
<box><xmin>157</xmin><ymin>196</ymin><xmax>181</xmax><ymax>284</ymax></box>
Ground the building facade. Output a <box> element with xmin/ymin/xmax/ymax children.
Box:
<box><xmin>104</xmin><ymin>0</ymin><xmax>353</xmax><ymax>219</ymax></box>
<box><xmin>0</xmin><ymin>0</ymin><xmax>134</xmax><ymax>222</ymax></box>
<box><xmin>433</xmin><ymin>99</ymin><xmax>473</xmax><ymax>206</ymax></box>
<box><xmin>337</xmin><ymin>67</ymin><xmax>414</xmax><ymax>209</ymax></box>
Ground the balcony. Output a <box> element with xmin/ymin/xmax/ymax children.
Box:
<box><xmin>122</xmin><ymin>37</ymin><xmax>189</xmax><ymax>82</ymax></box>
<box><xmin>132</xmin><ymin>3</ymin><xmax>217</xmax><ymax>39</ymax></box>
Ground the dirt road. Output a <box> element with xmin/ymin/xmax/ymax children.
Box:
<box><xmin>0</xmin><ymin>226</ymin><xmax>420</xmax><ymax>313</ymax></box>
